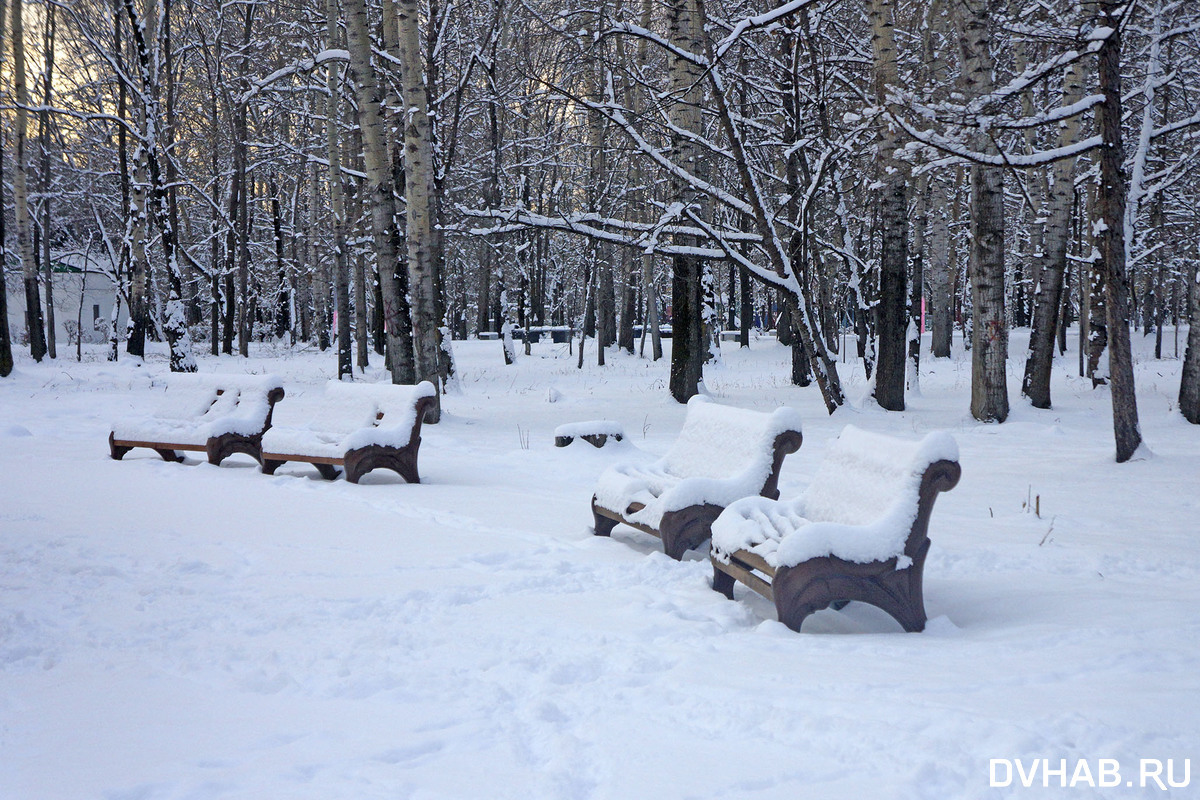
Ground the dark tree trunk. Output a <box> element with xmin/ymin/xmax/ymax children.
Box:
<box><xmin>739</xmin><ymin>266</ymin><xmax>751</xmax><ymax>348</ymax></box>
<box><xmin>1094</xmin><ymin>1</ymin><xmax>1141</xmax><ymax>461</ymax></box>
<box><xmin>0</xmin><ymin>112</ymin><xmax>10</xmax><ymax>376</ymax></box>
<box><xmin>271</xmin><ymin>183</ymin><xmax>289</xmax><ymax>339</ymax></box>
<box><xmin>1022</xmin><ymin>63</ymin><xmax>1084</xmax><ymax>408</ymax></box>
<box><xmin>618</xmin><ymin>250</ymin><xmax>636</xmax><ymax>354</ymax></box>
<box><xmin>670</xmin><ymin>252</ymin><xmax>704</xmax><ymax>402</ymax></box>
<box><xmin>1180</xmin><ymin>260</ymin><xmax>1200</xmax><ymax>423</ymax></box>
<box><xmin>874</xmin><ymin>174</ymin><xmax>909</xmax><ymax>411</ymax></box>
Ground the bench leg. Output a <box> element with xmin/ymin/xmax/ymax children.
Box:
<box><xmin>712</xmin><ymin>563</ymin><xmax>736</xmax><ymax>600</ymax></box>
<box><xmin>773</xmin><ymin>557</ymin><xmax>928</xmax><ymax>633</ymax></box>
<box><xmin>315</xmin><ymin>463</ymin><xmax>340</xmax><ymax>481</ymax></box>
<box><xmin>109</xmin><ymin>433</ymin><xmax>131</xmax><ymax>461</ymax></box>
<box><xmin>207</xmin><ymin>434</ymin><xmax>262</xmax><ymax>467</ymax></box>
<box><xmin>592</xmin><ymin>508</ymin><xmax>619</xmax><ymax>538</ymax></box>
<box><xmin>261</xmin><ymin>459</ymin><xmax>285</xmax><ymax>475</ymax></box>
<box><xmin>156</xmin><ymin>448</ymin><xmax>185</xmax><ymax>463</ymax></box>
<box><xmin>343</xmin><ymin>445</ymin><xmax>418</xmax><ymax>485</ymax></box>
<box><xmin>659</xmin><ymin>505</ymin><xmax>722</xmax><ymax>561</ymax></box>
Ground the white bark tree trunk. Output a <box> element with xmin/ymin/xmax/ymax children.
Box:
<box><xmin>396</xmin><ymin>0</ymin><xmax>443</xmax><ymax>420</ymax></box>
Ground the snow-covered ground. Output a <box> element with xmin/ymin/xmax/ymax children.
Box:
<box><xmin>2</xmin><ymin>329</ymin><xmax>1198</xmax><ymax>799</ymax></box>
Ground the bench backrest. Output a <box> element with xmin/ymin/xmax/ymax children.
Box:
<box><xmin>153</xmin><ymin>373</ymin><xmax>284</xmax><ymax>434</ymax></box>
<box><xmin>315</xmin><ymin>380</ymin><xmax>437</xmax><ymax>451</ymax></box>
<box><xmin>799</xmin><ymin>426</ymin><xmax>959</xmax><ymax>530</ymax></box>
<box><xmin>659</xmin><ymin>397</ymin><xmax>803</xmax><ymax>491</ymax></box>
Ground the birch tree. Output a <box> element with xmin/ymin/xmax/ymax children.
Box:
<box><xmin>12</xmin><ymin>0</ymin><xmax>47</xmax><ymax>362</ymax></box>
<box><xmin>397</xmin><ymin>0</ymin><xmax>444</xmax><ymax>419</ymax></box>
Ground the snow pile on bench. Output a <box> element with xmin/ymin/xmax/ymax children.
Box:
<box><xmin>711</xmin><ymin>426</ymin><xmax>959</xmax><ymax>569</ymax></box>
<box><xmin>261</xmin><ymin>380</ymin><xmax>435</xmax><ymax>457</ymax></box>
<box><xmin>592</xmin><ymin>396</ymin><xmax>803</xmax><ymax>529</ymax></box>
<box><xmin>554</xmin><ymin>419</ymin><xmax>625</xmax><ymax>447</ymax></box>
<box><xmin>111</xmin><ymin>373</ymin><xmax>284</xmax><ymax>445</ymax></box>
<box><xmin>554</xmin><ymin>420</ymin><xmax>624</xmax><ymax>440</ymax></box>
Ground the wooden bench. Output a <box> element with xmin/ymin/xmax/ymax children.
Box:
<box><xmin>590</xmin><ymin>396</ymin><xmax>803</xmax><ymax>560</ymax></box>
<box><xmin>109</xmin><ymin>373</ymin><xmax>285</xmax><ymax>466</ymax></box>
<box><xmin>259</xmin><ymin>380</ymin><xmax>437</xmax><ymax>483</ymax></box>
<box><xmin>710</xmin><ymin>426</ymin><xmax>961</xmax><ymax>633</ymax></box>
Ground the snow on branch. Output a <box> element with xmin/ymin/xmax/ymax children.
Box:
<box><xmin>892</xmin><ymin>112</ymin><xmax>1103</xmax><ymax>168</ymax></box>
<box><xmin>241</xmin><ymin>49</ymin><xmax>349</xmax><ymax>104</ymax></box>
<box><xmin>458</xmin><ymin>206</ymin><xmax>741</xmax><ymax>259</ymax></box>
<box><xmin>716</xmin><ymin>0</ymin><xmax>826</xmax><ymax>59</ymax></box>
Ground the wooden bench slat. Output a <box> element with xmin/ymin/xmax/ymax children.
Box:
<box><xmin>260</xmin><ymin>452</ymin><xmax>343</xmax><ymax>466</ymax></box>
<box><xmin>111</xmin><ymin>439</ymin><xmax>207</xmax><ymax>453</ymax></box>
<box><xmin>715</xmin><ymin>555</ymin><xmax>775</xmax><ymax>602</ymax></box>
<box><xmin>732</xmin><ymin>549</ymin><xmax>775</xmax><ymax>578</ymax></box>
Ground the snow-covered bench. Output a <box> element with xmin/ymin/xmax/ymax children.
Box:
<box><xmin>710</xmin><ymin>426</ymin><xmax>961</xmax><ymax>633</ymax></box>
<box><xmin>260</xmin><ymin>380</ymin><xmax>437</xmax><ymax>484</ymax></box>
<box><xmin>554</xmin><ymin>420</ymin><xmax>624</xmax><ymax>448</ymax></box>
<box><xmin>590</xmin><ymin>396</ymin><xmax>804</xmax><ymax>560</ymax></box>
<box><xmin>109</xmin><ymin>373</ymin><xmax>285</xmax><ymax>465</ymax></box>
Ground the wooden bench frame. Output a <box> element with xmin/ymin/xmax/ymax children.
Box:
<box><xmin>591</xmin><ymin>402</ymin><xmax>803</xmax><ymax>560</ymax></box>
<box><xmin>711</xmin><ymin>457</ymin><xmax>961</xmax><ymax>633</ymax></box>
<box><xmin>260</xmin><ymin>388</ymin><xmax>436</xmax><ymax>484</ymax></box>
<box><xmin>109</xmin><ymin>384</ymin><xmax>285</xmax><ymax>466</ymax></box>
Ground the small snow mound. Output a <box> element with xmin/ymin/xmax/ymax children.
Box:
<box><xmin>754</xmin><ymin>619</ymin><xmax>793</xmax><ymax>637</ymax></box>
<box><xmin>3</xmin><ymin>424</ymin><xmax>33</xmax><ymax>438</ymax></box>
<box><xmin>1125</xmin><ymin>442</ymin><xmax>1155</xmax><ymax>462</ymax></box>
<box><xmin>923</xmin><ymin>615</ymin><xmax>961</xmax><ymax>636</ymax></box>
<box><xmin>546</xmin><ymin>387</ymin><xmax>563</xmax><ymax>403</ymax></box>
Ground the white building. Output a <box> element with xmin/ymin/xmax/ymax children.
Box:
<box><xmin>4</xmin><ymin>252</ymin><xmax>127</xmax><ymax>347</ymax></box>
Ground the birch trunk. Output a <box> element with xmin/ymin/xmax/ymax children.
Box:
<box><xmin>957</xmin><ymin>0</ymin><xmax>1008</xmax><ymax>422</ymax></box>
<box><xmin>12</xmin><ymin>0</ymin><xmax>46</xmax><ymax>361</ymax></box>
<box><xmin>1022</xmin><ymin>60</ymin><xmax>1084</xmax><ymax>408</ymax></box>
<box><xmin>345</xmin><ymin>0</ymin><xmax>416</xmax><ymax>381</ymax></box>
<box><xmin>128</xmin><ymin>134</ymin><xmax>153</xmax><ymax>362</ymax></box>
<box><xmin>323</xmin><ymin>0</ymin><xmax>352</xmax><ymax>378</ymax></box>
<box><xmin>1084</xmin><ymin>183</ymin><xmax>1107</xmax><ymax>381</ymax></box>
<box><xmin>233</xmin><ymin>4</ymin><xmax>253</xmax><ymax>358</ymax></box>
<box><xmin>908</xmin><ymin>175</ymin><xmax>929</xmax><ymax>392</ymax></box>
<box><xmin>666</xmin><ymin>0</ymin><xmax>705</xmax><ymax>402</ymax></box>
<box><xmin>309</xmin><ymin>162</ymin><xmax>330</xmax><ymax>351</ymax></box>
<box><xmin>927</xmin><ymin>176</ymin><xmax>953</xmax><ymax>358</ymax></box>
<box><xmin>38</xmin><ymin>3</ymin><xmax>56</xmax><ymax>359</ymax></box>
<box><xmin>396</xmin><ymin>0</ymin><xmax>443</xmax><ymax>420</ymax></box>
<box><xmin>589</xmin><ymin>3</ymin><xmax>613</xmax><ymax>362</ymax></box>
<box><xmin>868</xmin><ymin>0</ymin><xmax>907</xmax><ymax>411</ymax></box>
<box><xmin>634</xmin><ymin>0</ymin><xmax>661</xmax><ymax>361</ymax></box>
<box><xmin>380</xmin><ymin>0</ymin><xmax>415</xmax><ymax>364</ymax></box>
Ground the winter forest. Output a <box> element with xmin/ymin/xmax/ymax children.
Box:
<box><xmin>0</xmin><ymin>0</ymin><xmax>1198</xmax><ymax>454</ymax></box>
